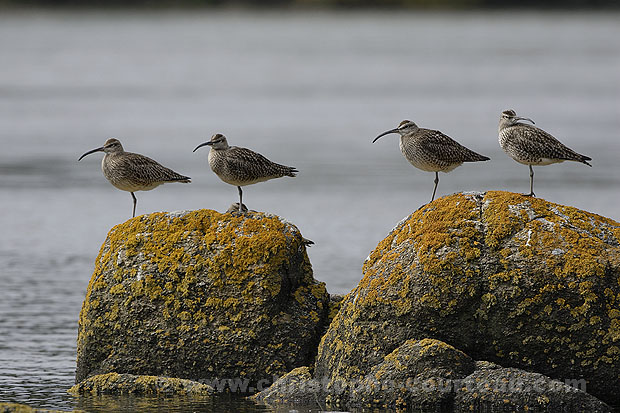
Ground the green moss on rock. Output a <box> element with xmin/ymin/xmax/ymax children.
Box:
<box><xmin>314</xmin><ymin>191</ymin><xmax>620</xmax><ymax>407</ymax></box>
<box><xmin>77</xmin><ymin>210</ymin><xmax>329</xmax><ymax>387</ymax></box>
<box><xmin>69</xmin><ymin>372</ymin><xmax>213</xmax><ymax>395</ymax></box>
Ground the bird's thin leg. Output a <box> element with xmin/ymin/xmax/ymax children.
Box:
<box><xmin>237</xmin><ymin>186</ymin><xmax>244</xmax><ymax>213</ymax></box>
<box><xmin>131</xmin><ymin>192</ymin><xmax>137</xmax><ymax>218</ymax></box>
<box><xmin>526</xmin><ymin>165</ymin><xmax>535</xmax><ymax>197</ymax></box>
<box><xmin>431</xmin><ymin>172</ymin><xmax>439</xmax><ymax>202</ymax></box>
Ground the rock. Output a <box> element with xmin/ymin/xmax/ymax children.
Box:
<box><xmin>0</xmin><ymin>403</ymin><xmax>66</xmax><ymax>413</ymax></box>
<box><xmin>346</xmin><ymin>338</ymin><xmax>475</xmax><ymax>410</ymax></box>
<box><xmin>226</xmin><ymin>203</ymin><xmax>248</xmax><ymax>214</ymax></box>
<box><xmin>69</xmin><ymin>372</ymin><xmax>213</xmax><ymax>395</ymax></box>
<box><xmin>251</xmin><ymin>366</ymin><xmax>323</xmax><ymax>407</ymax></box>
<box><xmin>455</xmin><ymin>364</ymin><xmax>612</xmax><ymax>412</ymax></box>
<box><xmin>255</xmin><ymin>341</ymin><xmax>611</xmax><ymax>412</ymax></box>
<box><xmin>326</xmin><ymin>294</ymin><xmax>344</xmax><ymax>327</ymax></box>
<box><xmin>76</xmin><ymin>210</ymin><xmax>330</xmax><ymax>387</ymax></box>
<box><xmin>315</xmin><ymin>191</ymin><xmax>620</xmax><ymax>407</ymax></box>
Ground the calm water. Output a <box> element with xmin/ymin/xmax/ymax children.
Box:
<box><xmin>1</xmin><ymin>9</ymin><xmax>619</xmax><ymax>412</ymax></box>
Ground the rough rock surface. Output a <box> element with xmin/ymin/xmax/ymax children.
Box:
<box><xmin>0</xmin><ymin>403</ymin><xmax>66</xmax><ymax>413</ymax></box>
<box><xmin>346</xmin><ymin>338</ymin><xmax>475</xmax><ymax>410</ymax></box>
<box><xmin>69</xmin><ymin>372</ymin><xmax>213</xmax><ymax>395</ymax></box>
<box><xmin>251</xmin><ymin>366</ymin><xmax>322</xmax><ymax>407</ymax></box>
<box><xmin>76</xmin><ymin>210</ymin><xmax>329</xmax><ymax>386</ymax></box>
<box><xmin>455</xmin><ymin>362</ymin><xmax>612</xmax><ymax>413</ymax></box>
<box><xmin>254</xmin><ymin>341</ymin><xmax>612</xmax><ymax>412</ymax></box>
<box><xmin>314</xmin><ymin>191</ymin><xmax>620</xmax><ymax>407</ymax></box>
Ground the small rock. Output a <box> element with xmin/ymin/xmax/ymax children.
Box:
<box><xmin>0</xmin><ymin>403</ymin><xmax>66</xmax><ymax>413</ymax></box>
<box><xmin>347</xmin><ymin>338</ymin><xmax>475</xmax><ymax>410</ymax></box>
<box><xmin>69</xmin><ymin>372</ymin><xmax>213</xmax><ymax>396</ymax></box>
<box><xmin>454</xmin><ymin>367</ymin><xmax>612</xmax><ymax>413</ymax></box>
<box><xmin>251</xmin><ymin>367</ymin><xmax>323</xmax><ymax>408</ymax></box>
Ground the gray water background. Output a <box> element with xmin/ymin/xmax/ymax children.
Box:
<box><xmin>0</xmin><ymin>9</ymin><xmax>619</xmax><ymax>412</ymax></box>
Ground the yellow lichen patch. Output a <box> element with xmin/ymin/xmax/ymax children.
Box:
<box><xmin>357</xmin><ymin>193</ymin><xmax>482</xmax><ymax>312</ymax></box>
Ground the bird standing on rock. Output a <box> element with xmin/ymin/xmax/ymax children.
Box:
<box><xmin>193</xmin><ymin>133</ymin><xmax>298</xmax><ymax>213</ymax></box>
<box><xmin>498</xmin><ymin>109</ymin><xmax>592</xmax><ymax>197</ymax></box>
<box><xmin>78</xmin><ymin>138</ymin><xmax>191</xmax><ymax>218</ymax></box>
<box><xmin>373</xmin><ymin>120</ymin><xmax>490</xmax><ymax>202</ymax></box>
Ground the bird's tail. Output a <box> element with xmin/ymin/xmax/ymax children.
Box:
<box><xmin>464</xmin><ymin>150</ymin><xmax>490</xmax><ymax>162</ymax></box>
<box><xmin>562</xmin><ymin>153</ymin><xmax>591</xmax><ymax>167</ymax></box>
<box><xmin>283</xmin><ymin>166</ymin><xmax>298</xmax><ymax>177</ymax></box>
<box><xmin>170</xmin><ymin>175</ymin><xmax>191</xmax><ymax>183</ymax></box>
<box><xmin>580</xmin><ymin>155</ymin><xmax>592</xmax><ymax>167</ymax></box>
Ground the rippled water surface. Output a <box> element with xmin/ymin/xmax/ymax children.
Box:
<box><xmin>1</xmin><ymin>9</ymin><xmax>619</xmax><ymax>412</ymax></box>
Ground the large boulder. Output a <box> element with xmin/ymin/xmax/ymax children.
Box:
<box><xmin>314</xmin><ymin>191</ymin><xmax>620</xmax><ymax>407</ymax></box>
<box><xmin>76</xmin><ymin>210</ymin><xmax>329</xmax><ymax>387</ymax></box>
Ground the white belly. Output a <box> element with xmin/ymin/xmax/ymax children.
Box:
<box><xmin>110</xmin><ymin>181</ymin><xmax>163</xmax><ymax>192</ymax></box>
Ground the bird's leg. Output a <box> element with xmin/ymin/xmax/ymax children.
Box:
<box><xmin>237</xmin><ymin>186</ymin><xmax>245</xmax><ymax>213</ymax></box>
<box><xmin>131</xmin><ymin>192</ymin><xmax>137</xmax><ymax>218</ymax></box>
<box><xmin>431</xmin><ymin>172</ymin><xmax>439</xmax><ymax>202</ymax></box>
<box><xmin>526</xmin><ymin>165</ymin><xmax>536</xmax><ymax>197</ymax></box>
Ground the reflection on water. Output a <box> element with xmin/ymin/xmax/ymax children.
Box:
<box><xmin>74</xmin><ymin>393</ymin><xmax>273</xmax><ymax>413</ymax></box>
<box><xmin>0</xmin><ymin>9</ymin><xmax>619</xmax><ymax>412</ymax></box>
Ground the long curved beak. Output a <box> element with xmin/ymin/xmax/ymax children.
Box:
<box><xmin>516</xmin><ymin>116</ymin><xmax>535</xmax><ymax>125</ymax></box>
<box><xmin>78</xmin><ymin>146</ymin><xmax>104</xmax><ymax>161</ymax></box>
<box><xmin>372</xmin><ymin>128</ymin><xmax>400</xmax><ymax>143</ymax></box>
<box><xmin>193</xmin><ymin>141</ymin><xmax>213</xmax><ymax>152</ymax></box>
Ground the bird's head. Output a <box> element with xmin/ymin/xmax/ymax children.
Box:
<box><xmin>373</xmin><ymin>120</ymin><xmax>419</xmax><ymax>143</ymax></box>
<box><xmin>78</xmin><ymin>137</ymin><xmax>124</xmax><ymax>161</ymax></box>
<box><xmin>193</xmin><ymin>133</ymin><xmax>229</xmax><ymax>152</ymax></box>
<box><xmin>500</xmin><ymin>109</ymin><xmax>535</xmax><ymax>128</ymax></box>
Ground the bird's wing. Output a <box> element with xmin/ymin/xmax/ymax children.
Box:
<box><xmin>505</xmin><ymin>125</ymin><xmax>582</xmax><ymax>161</ymax></box>
<box><xmin>419</xmin><ymin>129</ymin><xmax>485</xmax><ymax>162</ymax></box>
<box><xmin>226</xmin><ymin>146</ymin><xmax>293</xmax><ymax>176</ymax></box>
<box><xmin>121</xmin><ymin>152</ymin><xmax>188</xmax><ymax>183</ymax></box>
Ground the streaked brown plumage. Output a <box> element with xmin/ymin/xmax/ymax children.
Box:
<box><xmin>498</xmin><ymin>109</ymin><xmax>592</xmax><ymax>196</ymax></box>
<box><xmin>373</xmin><ymin>120</ymin><xmax>490</xmax><ymax>202</ymax></box>
<box><xmin>193</xmin><ymin>133</ymin><xmax>297</xmax><ymax>213</ymax></box>
<box><xmin>78</xmin><ymin>138</ymin><xmax>190</xmax><ymax>217</ymax></box>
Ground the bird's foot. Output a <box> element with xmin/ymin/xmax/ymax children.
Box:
<box><xmin>227</xmin><ymin>202</ymin><xmax>249</xmax><ymax>215</ymax></box>
<box><xmin>416</xmin><ymin>202</ymin><xmax>430</xmax><ymax>212</ymax></box>
<box><xmin>523</xmin><ymin>192</ymin><xmax>536</xmax><ymax>197</ymax></box>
